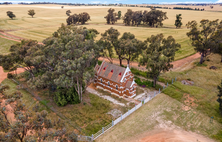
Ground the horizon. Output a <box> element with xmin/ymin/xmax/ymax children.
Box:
<box><xmin>1</xmin><ymin>0</ymin><xmax>222</xmax><ymax>4</ymax></box>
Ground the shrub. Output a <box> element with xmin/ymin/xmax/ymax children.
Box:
<box><xmin>131</xmin><ymin>67</ymin><xmax>147</xmax><ymax>78</ymax></box>
<box><xmin>98</xmin><ymin>60</ymin><xmax>102</xmax><ymax>65</ymax></box>
<box><xmin>7</xmin><ymin>73</ymin><xmax>14</xmax><ymax>79</ymax></box>
<box><xmin>54</xmin><ymin>87</ymin><xmax>80</xmax><ymax>106</ymax></box>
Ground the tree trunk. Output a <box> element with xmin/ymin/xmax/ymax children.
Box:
<box><xmin>200</xmin><ymin>53</ymin><xmax>204</xmax><ymax>64</ymax></box>
<box><xmin>221</xmin><ymin>55</ymin><xmax>222</xmax><ymax>63</ymax></box>
<box><xmin>119</xmin><ymin>56</ymin><xmax>122</xmax><ymax>66</ymax></box>
<box><xmin>153</xmin><ymin>76</ymin><xmax>157</xmax><ymax>87</ymax></box>
<box><xmin>127</xmin><ymin>59</ymin><xmax>130</xmax><ymax>65</ymax></box>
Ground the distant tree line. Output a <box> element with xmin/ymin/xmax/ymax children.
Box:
<box><xmin>173</xmin><ymin>7</ymin><xmax>205</xmax><ymax>11</ymax></box>
<box><xmin>66</xmin><ymin>11</ymin><xmax>90</xmax><ymax>25</ymax></box>
<box><xmin>122</xmin><ymin>8</ymin><xmax>168</xmax><ymax>27</ymax></box>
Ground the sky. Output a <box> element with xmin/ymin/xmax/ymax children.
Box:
<box><xmin>0</xmin><ymin>0</ymin><xmax>222</xmax><ymax>4</ymax></box>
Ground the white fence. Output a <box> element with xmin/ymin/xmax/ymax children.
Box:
<box><xmin>91</xmin><ymin>77</ymin><xmax>177</xmax><ymax>141</ymax></box>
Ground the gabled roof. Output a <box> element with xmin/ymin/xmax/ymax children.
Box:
<box><xmin>97</xmin><ymin>61</ymin><xmax>126</xmax><ymax>83</ymax></box>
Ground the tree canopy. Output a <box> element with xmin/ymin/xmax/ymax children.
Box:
<box><xmin>28</xmin><ymin>9</ymin><xmax>35</xmax><ymax>18</ymax></box>
<box><xmin>123</xmin><ymin>8</ymin><xmax>168</xmax><ymax>27</ymax></box>
<box><xmin>0</xmin><ymin>84</ymin><xmax>78</xmax><ymax>142</ymax></box>
<box><xmin>140</xmin><ymin>34</ymin><xmax>180</xmax><ymax>87</ymax></box>
<box><xmin>66</xmin><ymin>10</ymin><xmax>71</xmax><ymax>16</ymax></box>
<box><xmin>66</xmin><ymin>12</ymin><xmax>90</xmax><ymax>25</ymax></box>
<box><xmin>6</xmin><ymin>11</ymin><xmax>15</xmax><ymax>19</ymax></box>
<box><xmin>175</xmin><ymin>14</ymin><xmax>182</xmax><ymax>28</ymax></box>
<box><xmin>104</xmin><ymin>8</ymin><xmax>119</xmax><ymax>24</ymax></box>
<box><xmin>186</xmin><ymin>19</ymin><xmax>221</xmax><ymax>64</ymax></box>
<box><xmin>0</xmin><ymin>24</ymin><xmax>101</xmax><ymax>104</ymax></box>
<box><xmin>100</xmin><ymin>27</ymin><xmax>144</xmax><ymax>66</ymax></box>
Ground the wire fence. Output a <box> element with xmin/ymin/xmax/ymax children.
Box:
<box><xmin>91</xmin><ymin>77</ymin><xmax>177</xmax><ymax>141</ymax></box>
<box><xmin>11</xmin><ymin>77</ymin><xmax>177</xmax><ymax>142</ymax></box>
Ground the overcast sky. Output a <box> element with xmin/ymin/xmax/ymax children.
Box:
<box><xmin>0</xmin><ymin>0</ymin><xmax>221</xmax><ymax>4</ymax></box>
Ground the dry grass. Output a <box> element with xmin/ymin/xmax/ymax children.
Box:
<box><xmin>1</xmin><ymin>5</ymin><xmax>222</xmax><ymax>60</ymax></box>
<box><xmin>96</xmin><ymin>93</ymin><xmax>221</xmax><ymax>142</ymax></box>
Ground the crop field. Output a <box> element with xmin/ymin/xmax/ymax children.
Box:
<box><xmin>1</xmin><ymin>5</ymin><xmax>222</xmax><ymax>60</ymax></box>
<box><xmin>96</xmin><ymin>93</ymin><xmax>220</xmax><ymax>142</ymax></box>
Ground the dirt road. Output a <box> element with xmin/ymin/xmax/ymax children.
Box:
<box><xmin>98</xmin><ymin>52</ymin><xmax>200</xmax><ymax>71</ymax></box>
<box><xmin>125</xmin><ymin>128</ymin><xmax>215</xmax><ymax>142</ymax></box>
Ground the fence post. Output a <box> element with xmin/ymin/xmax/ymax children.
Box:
<box><xmin>175</xmin><ymin>77</ymin><xmax>177</xmax><ymax>81</ymax></box>
<box><xmin>92</xmin><ymin>134</ymin><xmax>94</xmax><ymax>141</ymax></box>
<box><xmin>159</xmin><ymin>88</ymin><xmax>160</xmax><ymax>94</ymax></box>
<box><xmin>102</xmin><ymin>127</ymin><xmax>104</xmax><ymax>134</ymax></box>
<box><xmin>172</xmin><ymin>79</ymin><xmax>173</xmax><ymax>84</ymax></box>
<box><xmin>112</xmin><ymin>120</ymin><xmax>114</xmax><ymax>126</ymax></box>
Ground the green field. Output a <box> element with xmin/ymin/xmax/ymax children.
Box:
<box><xmin>0</xmin><ymin>36</ymin><xmax>18</xmax><ymax>55</ymax></box>
<box><xmin>1</xmin><ymin>5</ymin><xmax>222</xmax><ymax>60</ymax></box>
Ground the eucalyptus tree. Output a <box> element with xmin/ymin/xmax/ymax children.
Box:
<box><xmin>140</xmin><ymin>34</ymin><xmax>180</xmax><ymax>87</ymax></box>
<box><xmin>6</xmin><ymin>11</ymin><xmax>15</xmax><ymax>19</ymax></box>
<box><xmin>175</xmin><ymin>14</ymin><xmax>182</xmax><ymax>28</ymax></box>
<box><xmin>119</xmin><ymin>32</ymin><xmax>145</xmax><ymax>64</ymax></box>
<box><xmin>104</xmin><ymin>8</ymin><xmax>118</xmax><ymax>24</ymax></box>
<box><xmin>186</xmin><ymin>19</ymin><xmax>220</xmax><ymax>64</ymax></box>
<box><xmin>28</xmin><ymin>9</ymin><xmax>35</xmax><ymax>18</ymax></box>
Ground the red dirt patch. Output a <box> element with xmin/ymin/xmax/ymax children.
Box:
<box><xmin>182</xmin><ymin>93</ymin><xmax>198</xmax><ymax>111</ymax></box>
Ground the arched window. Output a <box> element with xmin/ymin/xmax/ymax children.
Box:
<box><xmin>100</xmin><ymin>78</ymin><xmax>102</xmax><ymax>83</ymax></box>
<box><xmin>116</xmin><ymin>85</ymin><xmax>118</xmax><ymax>90</ymax></box>
<box><xmin>108</xmin><ymin>81</ymin><xmax>110</xmax><ymax>86</ymax></box>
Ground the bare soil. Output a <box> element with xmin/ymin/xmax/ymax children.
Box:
<box><xmin>0</xmin><ymin>66</ymin><xmax>25</xmax><ymax>83</ymax></box>
<box><xmin>125</xmin><ymin>128</ymin><xmax>215</xmax><ymax>142</ymax></box>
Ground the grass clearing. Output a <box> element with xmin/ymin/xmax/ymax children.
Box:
<box><xmin>96</xmin><ymin>93</ymin><xmax>221</xmax><ymax>142</ymax></box>
<box><xmin>0</xmin><ymin>36</ymin><xmax>18</xmax><ymax>55</ymax></box>
<box><xmin>1</xmin><ymin>5</ymin><xmax>222</xmax><ymax>60</ymax></box>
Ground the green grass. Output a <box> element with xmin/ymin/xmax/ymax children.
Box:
<box><xmin>161</xmin><ymin>54</ymin><xmax>222</xmax><ymax>123</ymax></box>
<box><xmin>96</xmin><ymin>93</ymin><xmax>221</xmax><ymax>142</ymax></box>
<box><xmin>0</xmin><ymin>36</ymin><xmax>18</xmax><ymax>55</ymax></box>
<box><xmin>55</xmin><ymin>93</ymin><xmax>113</xmax><ymax>135</ymax></box>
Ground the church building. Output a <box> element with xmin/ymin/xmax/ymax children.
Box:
<box><xmin>94</xmin><ymin>60</ymin><xmax>137</xmax><ymax>98</ymax></box>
